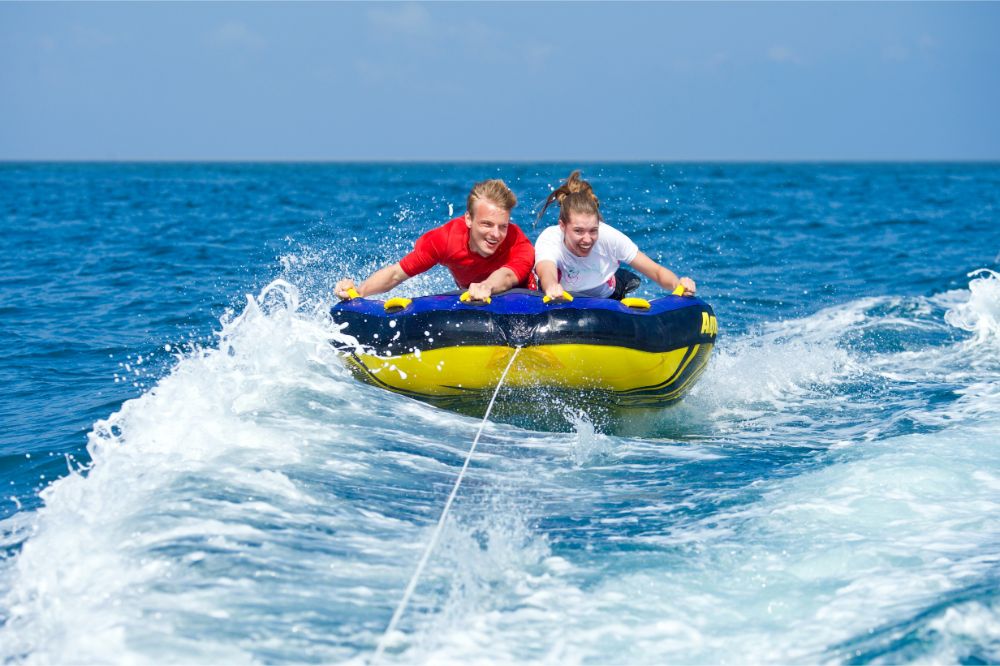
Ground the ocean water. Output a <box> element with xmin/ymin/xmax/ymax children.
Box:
<box><xmin>0</xmin><ymin>162</ymin><xmax>998</xmax><ymax>664</ymax></box>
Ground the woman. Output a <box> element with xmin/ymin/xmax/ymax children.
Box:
<box><xmin>534</xmin><ymin>171</ymin><xmax>696</xmax><ymax>301</ymax></box>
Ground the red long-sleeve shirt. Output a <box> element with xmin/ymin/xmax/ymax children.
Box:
<box><xmin>398</xmin><ymin>216</ymin><xmax>535</xmax><ymax>289</ymax></box>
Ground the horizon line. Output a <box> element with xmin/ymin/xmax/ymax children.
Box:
<box><xmin>3</xmin><ymin>157</ymin><xmax>1000</xmax><ymax>165</ymax></box>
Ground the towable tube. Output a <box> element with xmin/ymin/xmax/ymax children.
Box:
<box><xmin>329</xmin><ymin>289</ymin><xmax>716</xmax><ymax>409</ymax></box>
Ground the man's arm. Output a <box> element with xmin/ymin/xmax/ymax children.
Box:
<box><xmin>335</xmin><ymin>263</ymin><xmax>410</xmax><ymax>299</ymax></box>
<box><xmin>465</xmin><ymin>224</ymin><xmax>536</xmax><ymax>300</ymax></box>
<box><xmin>335</xmin><ymin>223</ymin><xmax>443</xmax><ymax>299</ymax></box>
<box><xmin>466</xmin><ymin>267</ymin><xmax>519</xmax><ymax>301</ymax></box>
<box><xmin>628</xmin><ymin>252</ymin><xmax>696</xmax><ymax>296</ymax></box>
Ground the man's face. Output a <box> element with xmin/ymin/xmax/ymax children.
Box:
<box><xmin>561</xmin><ymin>211</ymin><xmax>600</xmax><ymax>257</ymax></box>
<box><xmin>465</xmin><ymin>200</ymin><xmax>511</xmax><ymax>258</ymax></box>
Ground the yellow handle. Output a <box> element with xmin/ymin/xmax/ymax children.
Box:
<box><xmin>542</xmin><ymin>292</ymin><xmax>574</xmax><ymax>304</ymax></box>
<box><xmin>621</xmin><ymin>297</ymin><xmax>651</xmax><ymax>310</ymax></box>
<box><xmin>671</xmin><ymin>284</ymin><xmax>685</xmax><ymax>296</ymax></box>
<box><xmin>459</xmin><ymin>291</ymin><xmax>491</xmax><ymax>305</ymax></box>
<box><xmin>345</xmin><ymin>287</ymin><xmax>361</xmax><ymax>300</ymax></box>
<box><xmin>384</xmin><ymin>297</ymin><xmax>412</xmax><ymax>313</ymax></box>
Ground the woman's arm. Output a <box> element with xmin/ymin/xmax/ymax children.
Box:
<box><xmin>534</xmin><ymin>260</ymin><xmax>565</xmax><ymax>300</ymax></box>
<box><xmin>628</xmin><ymin>252</ymin><xmax>696</xmax><ymax>296</ymax></box>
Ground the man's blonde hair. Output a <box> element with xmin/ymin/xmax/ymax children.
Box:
<box><xmin>467</xmin><ymin>179</ymin><xmax>517</xmax><ymax>217</ymax></box>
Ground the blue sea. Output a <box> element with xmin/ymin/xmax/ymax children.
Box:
<box><xmin>1</xmin><ymin>162</ymin><xmax>998</xmax><ymax>663</ymax></box>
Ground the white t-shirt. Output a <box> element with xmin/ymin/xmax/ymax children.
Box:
<box><xmin>534</xmin><ymin>223</ymin><xmax>639</xmax><ymax>297</ymax></box>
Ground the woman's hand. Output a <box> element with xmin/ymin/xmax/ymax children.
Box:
<box><xmin>678</xmin><ymin>276</ymin><xmax>696</xmax><ymax>296</ymax></box>
<box><xmin>544</xmin><ymin>283</ymin><xmax>566</xmax><ymax>301</ymax></box>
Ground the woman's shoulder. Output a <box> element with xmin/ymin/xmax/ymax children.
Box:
<box><xmin>598</xmin><ymin>221</ymin><xmax>626</xmax><ymax>237</ymax></box>
<box><xmin>598</xmin><ymin>222</ymin><xmax>635</xmax><ymax>244</ymax></box>
<box><xmin>535</xmin><ymin>224</ymin><xmax>562</xmax><ymax>243</ymax></box>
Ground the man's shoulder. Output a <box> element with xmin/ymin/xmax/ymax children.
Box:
<box><xmin>416</xmin><ymin>216</ymin><xmax>462</xmax><ymax>244</ymax></box>
<box><xmin>506</xmin><ymin>220</ymin><xmax>530</xmax><ymax>239</ymax></box>
<box><xmin>417</xmin><ymin>216</ymin><xmax>468</xmax><ymax>261</ymax></box>
<box><xmin>422</xmin><ymin>216</ymin><xmax>463</xmax><ymax>237</ymax></box>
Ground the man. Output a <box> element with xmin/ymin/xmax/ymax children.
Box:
<box><xmin>335</xmin><ymin>179</ymin><xmax>534</xmax><ymax>301</ymax></box>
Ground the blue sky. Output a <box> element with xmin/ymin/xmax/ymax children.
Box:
<box><xmin>2</xmin><ymin>2</ymin><xmax>998</xmax><ymax>161</ymax></box>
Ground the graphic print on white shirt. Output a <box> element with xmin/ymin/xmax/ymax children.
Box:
<box><xmin>534</xmin><ymin>223</ymin><xmax>639</xmax><ymax>297</ymax></box>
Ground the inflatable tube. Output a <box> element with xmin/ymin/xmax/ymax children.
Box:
<box><xmin>329</xmin><ymin>289</ymin><xmax>717</xmax><ymax>410</ymax></box>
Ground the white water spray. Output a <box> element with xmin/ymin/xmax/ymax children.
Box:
<box><xmin>372</xmin><ymin>347</ymin><xmax>523</xmax><ymax>663</ymax></box>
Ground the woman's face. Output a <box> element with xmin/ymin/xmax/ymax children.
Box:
<box><xmin>561</xmin><ymin>211</ymin><xmax>600</xmax><ymax>257</ymax></box>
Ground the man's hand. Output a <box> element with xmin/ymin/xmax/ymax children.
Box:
<box><xmin>466</xmin><ymin>281</ymin><xmax>492</xmax><ymax>302</ymax></box>
<box><xmin>335</xmin><ymin>278</ymin><xmax>357</xmax><ymax>300</ymax></box>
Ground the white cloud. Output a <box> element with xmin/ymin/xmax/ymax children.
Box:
<box><xmin>882</xmin><ymin>43</ymin><xmax>909</xmax><ymax>62</ymax></box>
<box><xmin>368</xmin><ymin>3</ymin><xmax>432</xmax><ymax>38</ymax></box>
<box><xmin>210</xmin><ymin>21</ymin><xmax>266</xmax><ymax>50</ymax></box>
<box><xmin>71</xmin><ymin>25</ymin><xmax>115</xmax><ymax>48</ymax></box>
<box><xmin>354</xmin><ymin>58</ymin><xmax>387</xmax><ymax>85</ymax></box>
<box><xmin>707</xmin><ymin>51</ymin><xmax>730</xmax><ymax>69</ymax></box>
<box><xmin>883</xmin><ymin>34</ymin><xmax>939</xmax><ymax>63</ymax></box>
<box><xmin>521</xmin><ymin>42</ymin><xmax>555</xmax><ymax>68</ymax></box>
<box><xmin>365</xmin><ymin>7</ymin><xmax>553</xmax><ymax>71</ymax></box>
<box><xmin>667</xmin><ymin>52</ymin><xmax>730</xmax><ymax>74</ymax></box>
<box><xmin>767</xmin><ymin>45</ymin><xmax>803</xmax><ymax>65</ymax></box>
